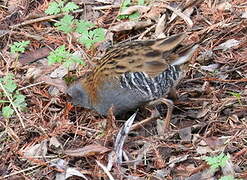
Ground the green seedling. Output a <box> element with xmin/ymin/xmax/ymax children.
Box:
<box><xmin>118</xmin><ymin>0</ymin><xmax>146</xmax><ymax>20</ymax></box>
<box><xmin>10</xmin><ymin>41</ymin><xmax>30</xmax><ymax>54</ymax></box>
<box><xmin>47</xmin><ymin>45</ymin><xmax>83</xmax><ymax>67</ymax></box>
<box><xmin>0</xmin><ymin>74</ymin><xmax>27</xmax><ymax>118</ymax></box>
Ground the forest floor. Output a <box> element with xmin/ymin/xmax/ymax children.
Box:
<box><xmin>0</xmin><ymin>0</ymin><xmax>247</xmax><ymax>179</ymax></box>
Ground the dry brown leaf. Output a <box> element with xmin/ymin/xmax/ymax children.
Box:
<box><xmin>110</xmin><ymin>20</ymin><xmax>153</xmax><ymax>32</ymax></box>
<box><xmin>179</xmin><ymin>127</ymin><xmax>192</xmax><ymax>142</ymax></box>
<box><xmin>64</xmin><ymin>144</ymin><xmax>110</xmax><ymax>157</ymax></box>
<box><xmin>119</xmin><ymin>5</ymin><xmax>150</xmax><ymax>15</ymax></box>
<box><xmin>23</xmin><ymin>140</ymin><xmax>48</xmax><ymax>158</ymax></box>
<box><xmin>19</xmin><ymin>47</ymin><xmax>51</xmax><ymax>65</ymax></box>
<box><xmin>144</xmin><ymin>5</ymin><xmax>164</xmax><ymax>21</ymax></box>
<box><xmin>37</xmin><ymin>75</ymin><xmax>68</xmax><ymax>93</ymax></box>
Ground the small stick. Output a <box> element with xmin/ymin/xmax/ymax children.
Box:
<box><xmin>10</xmin><ymin>9</ymin><xmax>84</xmax><ymax>29</ymax></box>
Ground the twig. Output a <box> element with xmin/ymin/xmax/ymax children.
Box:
<box><xmin>10</xmin><ymin>9</ymin><xmax>84</xmax><ymax>29</ymax></box>
<box><xmin>0</xmin><ymin>81</ymin><xmax>25</xmax><ymax>128</ymax></box>
<box><xmin>17</xmin><ymin>81</ymin><xmax>45</xmax><ymax>91</ymax></box>
<box><xmin>2</xmin><ymin>165</ymin><xmax>41</xmax><ymax>178</ymax></box>
<box><xmin>162</xmin><ymin>3</ymin><xmax>193</xmax><ymax>28</ymax></box>
<box><xmin>96</xmin><ymin>160</ymin><xmax>115</xmax><ymax>180</ymax></box>
<box><xmin>138</xmin><ymin>24</ymin><xmax>156</xmax><ymax>40</ymax></box>
<box><xmin>92</xmin><ymin>5</ymin><xmax>120</xmax><ymax>10</ymax></box>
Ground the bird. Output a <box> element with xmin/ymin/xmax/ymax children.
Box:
<box><xmin>67</xmin><ymin>33</ymin><xmax>198</xmax><ymax>131</ymax></box>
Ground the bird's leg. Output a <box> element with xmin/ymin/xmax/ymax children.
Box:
<box><xmin>148</xmin><ymin>98</ymin><xmax>174</xmax><ymax>132</ymax></box>
<box><xmin>131</xmin><ymin>98</ymin><xmax>174</xmax><ymax>132</ymax></box>
<box><xmin>131</xmin><ymin>109</ymin><xmax>160</xmax><ymax>131</ymax></box>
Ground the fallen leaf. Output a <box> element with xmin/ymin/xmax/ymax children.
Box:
<box><xmin>201</xmin><ymin>64</ymin><xmax>220</xmax><ymax>72</ymax></box>
<box><xmin>204</xmin><ymin>136</ymin><xmax>229</xmax><ymax>151</ymax></box>
<box><xmin>64</xmin><ymin>144</ymin><xmax>110</xmax><ymax>157</ymax></box>
<box><xmin>19</xmin><ymin>47</ymin><xmax>51</xmax><ymax>65</ymax></box>
<box><xmin>37</xmin><ymin>75</ymin><xmax>68</xmax><ymax>93</ymax></box>
<box><xmin>49</xmin><ymin>136</ymin><xmax>63</xmax><ymax>149</ymax></box>
<box><xmin>110</xmin><ymin>20</ymin><xmax>153</xmax><ymax>32</ymax></box>
<box><xmin>214</xmin><ymin>39</ymin><xmax>240</xmax><ymax>51</ymax></box>
<box><xmin>119</xmin><ymin>5</ymin><xmax>150</xmax><ymax>15</ymax></box>
<box><xmin>50</xmin><ymin>65</ymin><xmax>69</xmax><ymax>79</ymax></box>
<box><xmin>52</xmin><ymin>159</ymin><xmax>88</xmax><ymax>180</ymax></box>
<box><xmin>23</xmin><ymin>140</ymin><xmax>48</xmax><ymax>158</ymax></box>
<box><xmin>179</xmin><ymin>127</ymin><xmax>192</xmax><ymax>142</ymax></box>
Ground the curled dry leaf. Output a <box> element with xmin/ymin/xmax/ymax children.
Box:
<box><xmin>119</xmin><ymin>5</ymin><xmax>150</xmax><ymax>15</ymax></box>
<box><xmin>144</xmin><ymin>3</ymin><xmax>165</xmax><ymax>21</ymax></box>
<box><xmin>23</xmin><ymin>140</ymin><xmax>48</xmax><ymax>158</ymax></box>
<box><xmin>49</xmin><ymin>136</ymin><xmax>63</xmax><ymax>149</ymax></box>
<box><xmin>155</xmin><ymin>14</ymin><xmax>167</xmax><ymax>38</ymax></box>
<box><xmin>64</xmin><ymin>144</ymin><xmax>110</xmax><ymax>157</ymax></box>
<box><xmin>201</xmin><ymin>64</ymin><xmax>220</xmax><ymax>72</ymax></box>
<box><xmin>50</xmin><ymin>65</ymin><xmax>69</xmax><ymax>79</ymax></box>
<box><xmin>19</xmin><ymin>47</ymin><xmax>51</xmax><ymax>65</ymax></box>
<box><xmin>164</xmin><ymin>4</ymin><xmax>194</xmax><ymax>28</ymax></box>
<box><xmin>110</xmin><ymin>20</ymin><xmax>153</xmax><ymax>32</ymax></box>
<box><xmin>214</xmin><ymin>39</ymin><xmax>240</xmax><ymax>51</ymax></box>
<box><xmin>37</xmin><ymin>75</ymin><xmax>68</xmax><ymax>93</ymax></box>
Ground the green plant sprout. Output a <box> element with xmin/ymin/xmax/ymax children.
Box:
<box><xmin>45</xmin><ymin>1</ymin><xmax>105</xmax><ymax>48</ymax></box>
<box><xmin>78</xmin><ymin>27</ymin><xmax>105</xmax><ymax>49</ymax></box>
<box><xmin>54</xmin><ymin>14</ymin><xmax>75</xmax><ymax>33</ymax></box>
<box><xmin>47</xmin><ymin>45</ymin><xmax>84</xmax><ymax>67</ymax></box>
<box><xmin>10</xmin><ymin>41</ymin><xmax>30</xmax><ymax>54</ymax></box>
<box><xmin>228</xmin><ymin>91</ymin><xmax>242</xmax><ymax>105</ymax></box>
<box><xmin>45</xmin><ymin>1</ymin><xmax>79</xmax><ymax>15</ymax></box>
<box><xmin>0</xmin><ymin>74</ymin><xmax>27</xmax><ymax>118</ymax></box>
<box><xmin>203</xmin><ymin>153</ymin><xmax>229</xmax><ymax>171</ymax></box>
<box><xmin>118</xmin><ymin>0</ymin><xmax>145</xmax><ymax>20</ymax></box>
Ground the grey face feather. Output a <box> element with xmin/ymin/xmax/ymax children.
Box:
<box><xmin>67</xmin><ymin>83</ymin><xmax>91</xmax><ymax>109</ymax></box>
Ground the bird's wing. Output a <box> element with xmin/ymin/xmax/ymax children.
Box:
<box><xmin>93</xmin><ymin>33</ymin><xmax>188</xmax><ymax>79</ymax></box>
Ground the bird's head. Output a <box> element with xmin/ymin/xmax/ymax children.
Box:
<box><xmin>67</xmin><ymin>81</ymin><xmax>91</xmax><ymax>109</ymax></box>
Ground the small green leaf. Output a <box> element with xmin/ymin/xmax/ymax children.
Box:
<box><xmin>91</xmin><ymin>28</ymin><xmax>105</xmax><ymax>42</ymax></box>
<box><xmin>62</xmin><ymin>2</ymin><xmax>79</xmax><ymax>12</ymax></box>
<box><xmin>228</xmin><ymin>91</ymin><xmax>242</xmax><ymax>105</ymax></box>
<box><xmin>45</xmin><ymin>1</ymin><xmax>63</xmax><ymax>15</ymax></box>
<box><xmin>138</xmin><ymin>0</ymin><xmax>145</xmax><ymax>5</ymax></box>
<box><xmin>121</xmin><ymin>0</ymin><xmax>131</xmax><ymax>8</ymax></box>
<box><xmin>10</xmin><ymin>41</ymin><xmax>30</xmax><ymax>54</ymax></box>
<box><xmin>203</xmin><ymin>153</ymin><xmax>230</xmax><ymax>171</ymax></box>
<box><xmin>118</xmin><ymin>0</ymin><xmax>143</xmax><ymax>20</ymax></box>
<box><xmin>2</xmin><ymin>106</ymin><xmax>14</xmax><ymax>118</ymax></box>
<box><xmin>78</xmin><ymin>34</ymin><xmax>94</xmax><ymax>49</ymax></box>
<box><xmin>47</xmin><ymin>45</ymin><xmax>84</xmax><ymax>67</ymax></box>
<box><xmin>0</xmin><ymin>73</ymin><xmax>17</xmax><ymax>94</ymax></box>
<box><xmin>13</xmin><ymin>93</ymin><xmax>27</xmax><ymax>110</ymax></box>
<box><xmin>78</xmin><ymin>28</ymin><xmax>105</xmax><ymax>49</ymax></box>
<box><xmin>48</xmin><ymin>45</ymin><xmax>67</xmax><ymax>65</ymax></box>
<box><xmin>76</xmin><ymin>20</ymin><xmax>95</xmax><ymax>34</ymax></box>
<box><xmin>55</xmin><ymin>15</ymin><xmax>75</xmax><ymax>33</ymax></box>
